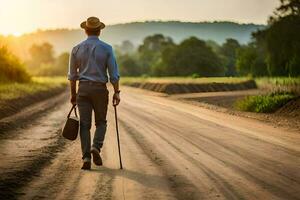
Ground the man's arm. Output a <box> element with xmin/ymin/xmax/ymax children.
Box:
<box><xmin>68</xmin><ymin>47</ymin><xmax>79</xmax><ymax>105</ymax></box>
<box><xmin>70</xmin><ymin>80</ymin><xmax>77</xmax><ymax>105</ymax></box>
<box><xmin>107</xmin><ymin>47</ymin><xmax>120</xmax><ymax>106</ymax></box>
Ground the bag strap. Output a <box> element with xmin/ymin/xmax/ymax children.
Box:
<box><xmin>74</xmin><ymin>106</ymin><xmax>78</xmax><ymax>117</ymax></box>
<box><xmin>67</xmin><ymin>104</ymin><xmax>78</xmax><ymax>118</ymax></box>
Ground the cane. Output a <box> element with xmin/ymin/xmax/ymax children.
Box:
<box><xmin>113</xmin><ymin>104</ymin><xmax>123</xmax><ymax>169</ymax></box>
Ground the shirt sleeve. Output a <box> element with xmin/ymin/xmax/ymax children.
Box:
<box><xmin>68</xmin><ymin>47</ymin><xmax>79</xmax><ymax>81</ymax></box>
<box><xmin>107</xmin><ymin>46</ymin><xmax>120</xmax><ymax>83</ymax></box>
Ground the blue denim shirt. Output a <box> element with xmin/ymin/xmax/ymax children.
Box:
<box><xmin>68</xmin><ymin>36</ymin><xmax>120</xmax><ymax>83</ymax></box>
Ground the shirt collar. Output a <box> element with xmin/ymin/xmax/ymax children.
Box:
<box><xmin>87</xmin><ymin>36</ymin><xmax>99</xmax><ymax>40</ymax></box>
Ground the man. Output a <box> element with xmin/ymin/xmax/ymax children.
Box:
<box><xmin>68</xmin><ymin>17</ymin><xmax>120</xmax><ymax>170</ymax></box>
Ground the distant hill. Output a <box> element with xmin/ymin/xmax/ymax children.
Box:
<box><xmin>102</xmin><ymin>21</ymin><xmax>265</xmax><ymax>45</ymax></box>
<box><xmin>1</xmin><ymin>21</ymin><xmax>265</xmax><ymax>58</ymax></box>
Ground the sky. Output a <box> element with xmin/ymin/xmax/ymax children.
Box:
<box><xmin>0</xmin><ymin>0</ymin><xmax>279</xmax><ymax>36</ymax></box>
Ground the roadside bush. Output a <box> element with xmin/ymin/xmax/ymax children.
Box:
<box><xmin>235</xmin><ymin>91</ymin><xmax>296</xmax><ymax>113</ymax></box>
<box><xmin>30</xmin><ymin>52</ymin><xmax>69</xmax><ymax>76</ymax></box>
<box><xmin>0</xmin><ymin>46</ymin><xmax>31</xmax><ymax>82</ymax></box>
<box><xmin>191</xmin><ymin>73</ymin><xmax>200</xmax><ymax>79</ymax></box>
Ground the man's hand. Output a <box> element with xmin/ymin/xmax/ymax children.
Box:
<box><xmin>111</xmin><ymin>80</ymin><xmax>120</xmax><ymax>106</ymax></box>
<box><xmin>113</xmin><ymin>92</ymin><xmax>120</xmax><ymax>106</ymax></box>
<box><xmin>70</xmin><ymin>95</ymin><xmax>76</xmax><ymax>105</ymax></box>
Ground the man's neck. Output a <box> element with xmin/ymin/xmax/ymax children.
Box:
<box><xmin>87</xmin><ymin>35</ymin><xmax>99</xmax><ymax>40</ymax></box>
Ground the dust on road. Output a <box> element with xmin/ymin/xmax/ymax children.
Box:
<box><xmin>0</xmin><ymin>86</ymin><xmax>299</xmax><ymax>200</ymax></box>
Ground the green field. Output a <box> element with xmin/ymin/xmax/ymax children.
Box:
<box><xmin>0</xmin><ymin>76</ymin><xmax>67</xmax><ymax>101</ymax></box>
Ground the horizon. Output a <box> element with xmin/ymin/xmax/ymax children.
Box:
<box><xmin>0</xmin><ymin>20</ymin><xmax>266</xmax><ymax>37</ymax></box>
<box><xmin>0</xmin><ymin>0</ymin><xmax>279</xmax><ymax>36</ymax></box>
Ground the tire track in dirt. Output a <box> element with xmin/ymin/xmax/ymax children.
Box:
<box><xmin>123</xmin><ymin>104</ymin><xmax>300</xmax><ymax>198</ymax></box>
<box><xmin>19</xmin><ymin>127</ymin><xmax>114</xmax><ymax>200</ymax></box>
<box><xmin>117</xmin><ymin>119</ymin><xmax>204</xmax><ymax>200</ymax></box>
<box><xmin>124</xmin><ymin>86</ymin><xmax>299</xmax><ymax>153</ymax></box>
<box><xmin>123</xmin><ymin>88</ymin><xmax>300</xmax><ymax>169</ymax></box>
<box><xmin>0</xmin><ymin>97</ymin><xmax>70</xmax><ymax>199</ymax></box>
<box><xmin>19</xmin><ymin>137</ymin><xmax>115</xmax><ymax>200</ymax></box>
<box><xmin>119</xmin><ymin>118</ymin><xmax>242</xmax><ymax>200</ymax></box>
<box><xmin>104</xmin><ymin>107</ymin><xmax>177</xmax><ymax>200</ymax></box>
<box><xmin>0</xmin><ymin>135</ymin><xmax>66</xmax><ymax>199</ymax></box>
<box><xmin>0</xmin><ymin>87</ymin><xmax>67</xmax><ymax>120</ymax></box>
<box><xmin>116</xmin><ymin>88</ymin><xmax>300</xmax><ymax>200</ymax></box>
<box><xmin>0</xmin><ymin>90</ymin><xmax>69</xmax><ymax>134</ymax></box>
<box><xmin>19</xmin><ymin>102</ymin><xmax>177</xmax><ymax>200</ymax></box>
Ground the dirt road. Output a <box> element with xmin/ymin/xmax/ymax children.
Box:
<box><xmin>1</xmin><ymin>86</ymin><xmax>299</xmax><ymax>200</ymax></box>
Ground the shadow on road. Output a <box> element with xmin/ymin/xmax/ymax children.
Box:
<box><xmin>89</xmin><ymin>166</ymin><xmax>170</xmax><ymax>190</ymax></box>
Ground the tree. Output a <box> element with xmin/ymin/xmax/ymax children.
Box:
<box><xmin>206</xmin><ymin>40</ymin><xmax>221</xmax><ymax>53</ymax></box>
<box><xmin>54</xmin><ymin>52</ymin><xmax>69</xmax><ymax>75</ymax></box>
<box><xmin>118</xmin><ymin>54</ymin><xmax>141</xmax><ymax>76</ymax></box>
<box><xmin>236</xmin><ymin>44</ymin><xmax>268</xmax><ymax>77</ymax></box>
<box><xmin>159</xmin><ymin>37</ymin><xmax>224</xmax><ymax>77</ymax></box>
<box><xmin>138</xmin><ymin>34</ymin><xmax>174</xmax><ymax>74</ymax></box>
<box><xmin>0</xmin><ymin>46</ymin><xmax>30</xmax><ymax>82</ymax></box>
<box><xmin>28</xmin><ymin>42</ymin><xmax>55</xmax><ymax>68</ymax></box>
<box><xmin>264</xmin><ymin>15</ymin><xmax>300</xmax><ymax>76</ymax></box>
<box><xmin>115</xmin><ymin>40</ymin><xmax>135</xmax><ymax>55</ymax></box>
<box><xmin>252</xmin><ymin>0</ymin><xmax>300</xmax><ymax>76</ymax></box>
<box><xmin>31</xmin><ymin>52</ymin><xmax>70</xmax><ymax>76</ymax></box>
<box><xmin>220</xmin><ymin>38</ymin><xmax>241</xmax><ymax>76</ymax></box>
<box><xmin>270</xmin><ymin>0</ymin><xmax>300</xmax><ymax>22</ymax></box>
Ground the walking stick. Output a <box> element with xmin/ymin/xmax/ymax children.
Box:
<box><xmin>113</xmin><ymin>104</ymin><xmax>123</xmax><ymax>169</ymax></box>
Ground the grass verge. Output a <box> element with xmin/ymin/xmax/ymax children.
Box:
<box><xmin>256</xmin><ymin>77</ymin><xmax>300</xmax><ymax>86</ymax></box>
<box><xmin>256</xmin><ymin>77</ymin><xmax>300</xmax><ymax>95</ymax></box>
<box><xmin>0</xmin><ymin>77</ymin><xmax>67</xmax><ymax>101</ymax></box>
<box><xmin>235</xmin><ymin>92</ymin><xmax>297</xmax><ymax>113</ymax></box>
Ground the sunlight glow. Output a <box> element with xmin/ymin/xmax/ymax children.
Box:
<box><xmin>0</xmin><ymin>0</ymin><xmax>279</xmax><ymax>35</ymax></box>
<box><xmin>12</xmin><ymin>32</ymin><xmax>22</xmax><ymax>37</ymax></box>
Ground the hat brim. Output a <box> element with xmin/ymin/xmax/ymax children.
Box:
<box><xmin>80</xmin><ymin>21</ymin><xmax>105</xmax><ymax>30</ymax></box>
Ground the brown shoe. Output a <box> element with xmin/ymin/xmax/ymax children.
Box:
<box><xmin>91</xmin><ymin>147</ymin><xmax>102</xmax><ymax>166</ymax></box>
<box><xmin>81</xmin><ymin>159</ymin><xmax>91</xmax><ymax>170</ymax></box>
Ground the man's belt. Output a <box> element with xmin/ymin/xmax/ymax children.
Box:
<box><xmin>79</xmin><ymin>81</ymin><xmax>106</xmax><ymax>87</ymax></box>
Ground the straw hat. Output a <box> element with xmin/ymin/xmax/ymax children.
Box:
<box><xmin>80</xmin><ymin>17</ymin><xmax>105</xmax><ymax>30</ymax></box>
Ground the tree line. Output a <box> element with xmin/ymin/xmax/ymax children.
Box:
<box><xmin>116</xmin><ymin>36</ymin><xmax>239</xmax><ymax>77</ymax></box>
<box><xmin>0</xmin><ymin>41</ymin><xmax>69</xmax><ymax>82</ymax></box>
<box><xmin>117</xmin><ymin>0</ymin><xmax>300</xmax><ymax>77</ymax></box>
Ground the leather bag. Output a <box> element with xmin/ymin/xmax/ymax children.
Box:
<box><xmin>62</xmin><ymin>105</ymin><xmax>79</xmax><ymax>141</ymax></box>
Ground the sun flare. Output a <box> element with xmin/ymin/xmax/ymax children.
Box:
<box><xmin>12</xmin><ymin>32</ymin><xmax>22</xmax><ymax>37</ymax></box>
